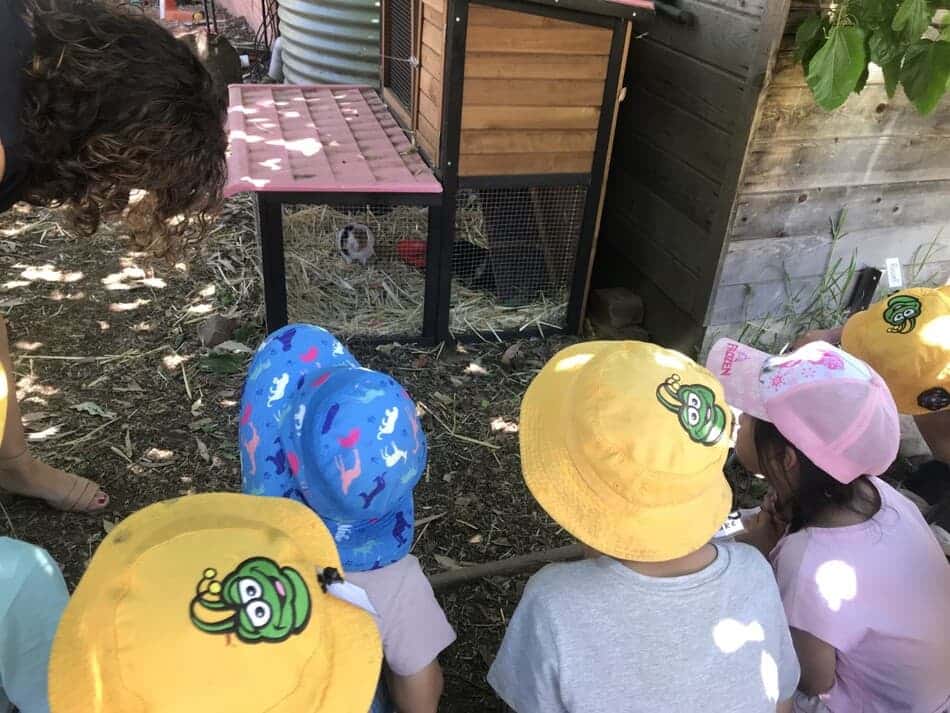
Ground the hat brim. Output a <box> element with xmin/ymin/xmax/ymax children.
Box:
<box><xmin>519</xmin><ymin>343</ymin><xmax>732</xmax><ymax>563</ymax></box>
<box><xmin>49</xmin><ymin>494</ymin><xmax>381</xmax><ymax>713</ymax></box>
<box><xmin>322</xmin><ymin>494</ymin><xmax>415</xmax><ymax>572</ymax></box>
<box><xmin>705</xmin><ymin>338</ymin><xmax>770</xmax><ymax>420</ymax></box>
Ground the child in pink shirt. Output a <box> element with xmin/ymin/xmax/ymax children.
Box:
<box><xmin>708</xmin><ymin>339</ymin><xmax>950</xmax><ymax>713</ymax></box>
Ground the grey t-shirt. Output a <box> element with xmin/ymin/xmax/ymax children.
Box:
<box><xmin>488</xmin><ymin>542</ymin><xmax>800</xmax><ymax>713</ymax></box>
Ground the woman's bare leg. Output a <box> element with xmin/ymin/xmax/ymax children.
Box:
<box><xmin>0</xmin><ymin>316</ymin><xmax>109</xmax><ymax>511</ymax></box>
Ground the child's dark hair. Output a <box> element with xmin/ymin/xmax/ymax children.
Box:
<box><xmin>752</xmin><ymin>418</ymin><xmax>879</xmax><ymax>533</ymax></box>
<box><xmin>18</xmin><ymin>0</ymin><xmax>226</xmax><ymax>257</ymax></box>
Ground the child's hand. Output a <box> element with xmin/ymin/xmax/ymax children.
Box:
<box><xmin>739</xmin><ymin>492</ymin><xmax>787</xmax><ymax>556</ymax></box>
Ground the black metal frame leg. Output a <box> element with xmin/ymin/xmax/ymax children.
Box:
<box><xmin>254</xmin><ymin>193</ymin><xmax>288</xmax><ymax>334</ymax></box>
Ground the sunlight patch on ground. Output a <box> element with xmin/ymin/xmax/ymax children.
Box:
<box><xmin>97</xmin><ymin>321</ymin><xmax>110</xmax><ymax>332</ymax></box>
<box><xmin>186</xmin><ymin>303</ymin><xmax>214</xmax><ymax>315</ymax></box>
<box><xmin>162</xmin><ymin>354</ymin><xmax>187</xmax><ymax>370</ymax></box>
<box><xmin>16</xmin><ymin>375</ymin><xmax>59</xmax><ymax>399</ymax></box>
<box><xmin>2</xmin><ymin>280</ymin><xmax>31</xmax><ymax>289</ymax></box>
<box><xmin>47</xmin><ymin>290</ymin><xmax>85</xmax><ymax>302</ymax></box>
<box><xmin>145</xmin><ymin>447</ymin><xmax>175</xmax><ymax>461</ymax></box>
<box><xmin>131</xmin><ymin>321</ymin><xmax>153</xmax><ymax>332</ymax></box>
<box><xmin>14</xmin><ymin>341</ymin><xmax>43</xmax><ymax>352</ymax></box>
<box><xmin>199</xmin><ymin>284</ymin><xmax>217</xmax><ymax>297</ymax></box>
<box><xmin>17</xmin><ymin>264</ymin><xmax>84</xmax><ymax>283</ymax></box>
<box><xmin>27</xmin><ymin>425</ymin><xmax>61</xmax><ymax>442</ymax></box>
<box><xmin>108</xmin><ymin>299</ymin><xmax>151</xmax><ymax>313</ymax></box>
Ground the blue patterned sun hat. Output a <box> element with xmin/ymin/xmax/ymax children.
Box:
<box><xmin>240</xmin><ymin>324</ymin><xmax>426</xmax><ymax>572</ymax></box>
<box><xmin>239</xmin><ymin>324</ymin><xmax>359</xmax><ymax>502</ymax></box>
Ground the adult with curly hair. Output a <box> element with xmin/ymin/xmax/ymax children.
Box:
<box><xmin>0</xmin><ymin>0</ymin><xmax>227</xmax><ymax>512</ymax></box>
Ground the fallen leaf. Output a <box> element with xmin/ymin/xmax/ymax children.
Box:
<box><xmin>196</xmin><ymin>437</ymin><xmax>210</xmax><ymax>463</ymax></box>
<box><xmin>197</xmin><ymin>314</ymin><xmax>238</xmax><ymax>348</ymax></box>
<box><xmin>71</xmin><ymin>401</ymin><xmax>116</xmax><ymax>419</ymax></box>
<box><xmin>189</xmin><ymin>417</ymin><xmax>214</xmax><ymax>432</ymax></box>
<box><xmin>212</xmin><ymin>340</ymin><xmax>252</xmax><ymax>354</ymax></box>
<box><xmin>501</xmin><ymin>342</ymin><xmax>522</xmax><ymax>368</ymax></box>
<box><xmin>198</xmin><ymin>353</ymin><xmax>246</xmax><ymax>374</ymax></box>
<box><xmin>465</xmin><ymin>362</ymin><xmax>489</xmax><ymax>377</ymax></box>
<box><xmin>102</xmin><ymin>519</ymin><xmax>116</xmax><ymax>534</ymax></box>
<box><xmin>145</xmin><ymin>447</ymin><xmax>175</xmax><ymax>461</ymax></box>
<box><xmin>433</xmin><ymin>554</ymin><xmax>461</xmax><ymax>570</ymax></box>
<box><xmin>491</xmin><ymin>416</ymin><xmax>519</xmax><ymax>434</ymax></box>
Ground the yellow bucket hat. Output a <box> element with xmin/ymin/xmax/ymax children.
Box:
<box><xmin>520</xmin><ymin>341</ymin><xmax>733</xmax><ymax>562</ymax></box>
<box><xmin>49</xmin><ymin>493</ymin><xmax>381</xmax><ymax>713</ymax></box>
<box><xmin>842</xmin><ymin>285</ymin><xmax>950</xmax><ymax>415</ymax></box>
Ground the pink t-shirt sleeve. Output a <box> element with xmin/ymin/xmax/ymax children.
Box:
<box><xmin>350</xmin><ymin>556</ymin><xmax>456</xmax><ymax>677</ymax></box>
<box><xmin>771</xmin><ymin>531</ymin><xmax>865</xmax><ymax>652</ymax></box>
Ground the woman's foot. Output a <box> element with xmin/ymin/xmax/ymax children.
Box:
<box><xmin>0</xmin><ymin>450</ymin><xmax>109</xmax><ymax>512</ymax></box>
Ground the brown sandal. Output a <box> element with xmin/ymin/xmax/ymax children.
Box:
<box><xmin>0</xmin><ymin>450</ymin><xmax>109</xmax><ymax>513</ymax></box>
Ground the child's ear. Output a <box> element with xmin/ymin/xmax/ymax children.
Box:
<box><xmin>782</xmin><ymin>445</ymin><xmax>799</xmax><ymax>475</ymax></box>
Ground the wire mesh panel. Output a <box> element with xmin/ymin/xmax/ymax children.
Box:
<box><xmin>282</xmin><ymin>203</ymin><xmax>430</xmax><ymax>340</ymax></box>
<box><xmin>384</xmin><ymin>0</ymin><xmax>414</xmax><ymax>113</ymax></box>
<box><xmin>450</xmin><ymin>186</ymin><xmax>587</xmax><ymax>338</ymax></box>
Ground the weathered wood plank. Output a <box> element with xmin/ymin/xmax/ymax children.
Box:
<box><xmin>696</xmin><ymin>0</ymin><xmax>770</xmax><ymax>16</ymax></box>
<box><xmin>620</xmin><ymin>87</ymin><xmax>731</xmax><ymax>180</ymax></box>
<box><xmin>742</xmin><ymin>136</ymin><xmax>950</xmax><ymax>191</ymax></box>
<box><xmin>458</xmin><ymin>151</ymin><xmax>594</xmax><ymax>175</ymax></box>
<box><xmin>421</xmin><ymin>0</ymin><xmax>444</xmax><ymax>13</ymax></box>
<box><xmin>420</xmin><ymin>43</ymin><xmax>443</xmax><ymax>79</ymax></box>
<box><xmin>418</xmin><ymin>89</ymin><xmax>442</xmax><ymax>135</ymax></box>
<box><xmin>467</xmin><ymin>3</ymin><xmax>585</xmax><ymax>28</ymax></box>
<box><xmin>830</xmin><ymin>222</ymin><xmax>950</xmax><ymax>271</ymax></box>
<box><xmin>422</xmin><ymin>0</ymin><xmax>444</xmax><ymax>29</ymax></box>
<box><xmin>710</xmin><ymin>276</ymin><xmax>824</xmax><ymax>324</ymax></box>
<box><xmin>717</xmin><ymin>235</ymin><xmax>832</xmax><ymax>285</ymax></box>
<box><xmin>461</xmin><ymin>105</ymin><xmax>601</xmax><ymax>130</ymax></box>
<box><xmin>627</xmin><ymin>38</ymin><xmax>744</xmax><ymax>133</ymax></box>
<box><xmin>462</xmin><ymin>78</ymin><xmax>605</xmax><ymax>107</ymax></box>
<box><xmin>460</xmin><ymin>129</ymin><xmax>597</xmax><ymax>154</ymax></box>
<box><xmin>465</xmin><ymin>26</ymin><xmax>612</xmax><ymax>56</ymax></box>
<box><xmin>422</xmin><ymin>18</ymin><xmax>444</xmax><ymax>54</ymax></box>
<box><xmin>642</xmin><ymin>0</ymin><xmax>761</xmax><ymax>78</ymax></box>
<box><xmin>464</xmin><ymin>52</ymin><xmax>608</xmax><ymax>80</ymax></box>
<box><xmin>417</xmin><ymin>127</ymin><xmax>439</xmax><ymax>165</ymax></box>
<box><xmin>603</xmin><ymin>210</ymin><xmax>700</xmax><ymax>314</ymax></box>
<box><xmin>731</xmin><ymin>181</ymin><xmax>950</xmax><ymax>240</ymax></box>
<box><xmin>604</xmin><ymin>166</ymin><xmax>710</xmax><ymax>272</ymax></box>
<box><xmin>755</xmin><ymin>85</ymin><xmax>950</xmax><ymax>141</ymax></box>
<box><xmin>613</xmin><ymin>132</ymin><xmax>721</xmax><ymax>231</ymax></box>
<box><xmin>419</xmin><ymin>67</ymin><xmax>442</xmax><ymax>107</ymax></box>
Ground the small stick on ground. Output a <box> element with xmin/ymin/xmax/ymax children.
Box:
<box><xmin>429</xmin><ymin>543</ymin><xmax>584</xmax><ymax>591</ymax></box>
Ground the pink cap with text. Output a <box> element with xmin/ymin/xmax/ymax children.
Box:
<box><xmin>706</xmin><ymin>339</ymin><xmax>899</xmax><ymax>483</ymax></box>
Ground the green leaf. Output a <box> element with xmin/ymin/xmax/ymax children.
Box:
<box><xmin>854</xmin><ymin>65</ymin><xmax>871</xmax><ymax>93</ymax></box>
<box><xmin>892</xmin><ymin>0</ymin><xmax>933</xmax><ymax>42</ymax></box>
<box><xmin>198</xmin><ymin>352</ymin><xmax>247</xmax><ymax>374</ymax></box>
<box><xmin>883</xmin><ymin>59</ymin><xmax>902</xmax><ymax>96</ymax></box>
<box><xmin>807</xmin><ymin>26</ymin><xmax>869</xmax><ymax>110</ymax></box>
<box><xmin>900</xmin><ymin>39</ymin><xmax>950</xmax><ymax>113</ymax></box>
<box><xmin>795</xmin><ymin>14</ymin><xmax>826</xmax><ymax>66</ymax></box>
<box><xmin>870</xmin><ymin>26</ymin><xmax>906</xmax><ymax>64</ymax></box>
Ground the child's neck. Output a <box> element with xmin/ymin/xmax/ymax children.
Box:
<box><xmin>620</xmin><ymin>543</ymin><xmax>718</xmax><ymax>578</ymax></box>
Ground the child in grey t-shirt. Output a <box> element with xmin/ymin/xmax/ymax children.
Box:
<box><xmin>489</xmin><ymin>341</ymin><xmax>799</xmax><ymax>713</ymax></box>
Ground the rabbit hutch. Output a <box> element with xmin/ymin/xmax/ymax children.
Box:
<box><xmin>377</xmin><ymin>0</ymin><xmax>647</xmax><ymax>340</ymax></box>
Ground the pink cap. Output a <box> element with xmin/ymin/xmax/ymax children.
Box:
<box><xmin>706</xmin><ymin>339</ymin><xmax>900</xmax><ymax>484</ymax></box>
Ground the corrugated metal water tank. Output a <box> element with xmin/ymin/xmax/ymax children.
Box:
<box><xmin>279</xmin><ymin>0</ymin><xmax>381</xmax><ymax>86</ymax></box>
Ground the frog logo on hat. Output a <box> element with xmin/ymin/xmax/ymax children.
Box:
<box><xmin>656</xmin><ymin>374</ymin><xmax>727</xmax><ymax>446</ymax></box>
<box><xmin>190</xmin><ymin>557</ymin><xmax>311</xmax><ymax>644</ymax></box>
<box><xmin>883</xmin><ymin>294</ymin><xmax>922</xmax><ymax>334</ymax></box>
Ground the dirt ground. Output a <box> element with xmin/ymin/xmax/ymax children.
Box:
<box><xmin>0</xmin><ymin>197</ymin><xmax>592</xmax><ymax>711</ymax></box>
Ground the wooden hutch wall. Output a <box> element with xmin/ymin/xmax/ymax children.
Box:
<box><xmin>594</xmin><ymin>0</ymin><xmax>792</xmax><ymax>351</ymax></box>
<box><xmin>413</xmin><ymin>0</ymin><xmax>615</xmax><ymax>177</ymax></box>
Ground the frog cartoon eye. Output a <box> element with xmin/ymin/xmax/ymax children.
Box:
<box><xmin>686</xmin><ymin>393</ymin><xmax>702</xmax><ymax>410</ymax></box>
<box><xmin>244</xmin><ymin>600</ymin><xmax>272</xmax><ymax>628</ymax></box>
<box><xmin>685</xmin><ymin>406</ymin><xmax>701</xmax><ymax>427</ymax></box>
<box><xmin>238</xmin><ymin>578</ymin><xmax>262</xmax><ymax>604</ymax></box>
<box><xmin>900</xmin><ymin>308</ymin><xmax>917</xmax><ymax>320</ymax></box>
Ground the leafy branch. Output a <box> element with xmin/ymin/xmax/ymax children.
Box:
<box><xmin>795</xmin><ymin>0</ymin><xmax>950</xmax><ymax>113</ymax></box>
